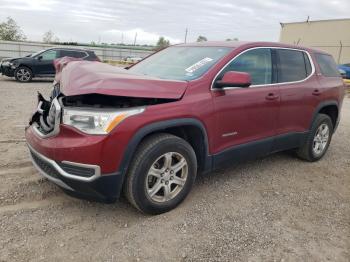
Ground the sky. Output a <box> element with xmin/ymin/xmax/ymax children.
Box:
<box><xmin>0</xmin><ymin>0</ymin><xmax>349</xmax><ymax>45</ymax></box>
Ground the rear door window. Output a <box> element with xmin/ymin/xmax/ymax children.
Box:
<box><xmin>276</xmin><ymin>49</ymin><xmax>311</xmax><ymax>83</ymax></box>
<box><xmin>60</xmin><ymin>50</ymin><xmax>87</xmax><ymax>58</ymax></box>
<box><xmin>315</xmin><ymin>53</ymin><xmax>340</xmax><ymax>77</ymax></box>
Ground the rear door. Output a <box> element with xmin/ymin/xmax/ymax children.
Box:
<box><xmin>273</xmin><ymin>48</ymin><xmax>318</xmax><ymax>150</ymax></box>
<box><xmin>212</xmin><ymin>48</ymin><xmax>280</xmax><ymax>165</ymax></box>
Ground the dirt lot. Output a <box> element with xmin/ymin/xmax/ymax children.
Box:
<box><xmin>0</xmin><ymin>76</ymin><xmax>349</xmax><ymax>261</ymax></box>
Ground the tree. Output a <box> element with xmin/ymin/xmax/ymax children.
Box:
<box><xmin>0</xmin><ymin>17</ymin><xmax>26</xmax><ymax>41</ymax></box>
<box><xmin>196</xmin><ymin>35</ymin><xmax>207</xmax><ymax>42</ymax></box>
<box><xmin>226</xmin><ymin>37</ymin><xmax>239</xmax><ymax>41</ymax></box>
<box><xmin>155</xmin><ymin>36</ymin><xmax>170</xmax><ymax>50</ymax></box>
<box><xmin>42</xmin><ymin>30</ymin><xmax>59</xmax><ymax>43</ymax></box>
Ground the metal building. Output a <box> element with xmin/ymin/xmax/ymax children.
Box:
<box><xmin>279</xmin><ymin>18</ymin><xmax>350</xmax><ymax>64</ymax></box>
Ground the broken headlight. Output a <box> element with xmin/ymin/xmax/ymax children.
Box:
<box><xmin>62</xmin><ymin>107</ymin><xmax>144</xmax><ymax>135</ymax></box>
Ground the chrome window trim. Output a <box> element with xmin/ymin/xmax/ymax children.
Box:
<box><xmin>27</xmin><ymin>143</ymin><xmax>101</xmax><ymax>182</ymax></box>
<box><xmin>211</xmin><ymin>46</ymin><xmax>316</xmax><ymax>91</ymax></box>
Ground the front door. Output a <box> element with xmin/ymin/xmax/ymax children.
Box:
<box><xmin>34</xmin><ymin>49</ymin><xmax>58</xmax><ymax>75</ymax></box>
<box><xmin>212</xmin><ymin>48</ymin><xmax>279</xmax><ymax>167</ymax></box>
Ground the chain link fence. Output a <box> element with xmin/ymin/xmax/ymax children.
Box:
<box><xmin>0</xmin><ymin>40</ymin><xmax>154</xmax><ymax>61</ymax></box>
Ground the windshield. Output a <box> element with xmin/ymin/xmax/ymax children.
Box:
<box><xmin>129</xmin><ymin>46</ymin><xmax>232</xmax><ymax>81</ymax></box>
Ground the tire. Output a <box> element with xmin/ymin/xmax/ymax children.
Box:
<box><xmin>296</xmin><ymin>114</ymin><xmax>333</xmax><ymax>162</ymax></box>
<box><xmin>124</xmin><ymin>133</ymin><xmax>197</xmax><ymax>214</ymax></box>
<box><xmin>14</xmin><ymin>66</ymin><xmax>33</xmax><ymax>82</ymax></box>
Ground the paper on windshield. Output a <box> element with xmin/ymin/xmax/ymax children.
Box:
<box><xmin>185</xmin><ymin>57</ymin><xmax>213</xmax><ymax>73</ymax></box>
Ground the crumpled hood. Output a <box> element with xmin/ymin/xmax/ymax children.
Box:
<box><xmin>54</xmin><ymin>57</ymin><xmax>188</xmax><ymax>99</ymax></box>
<box><xmin>1</xmin><ymin>57</ymin><xmax>22</xmax><ymax>63</ymax></box>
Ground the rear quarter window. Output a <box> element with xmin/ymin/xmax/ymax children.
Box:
<box><xmin>315</xmin><ymin>53</ymin><xmax>340</xmax><ymax>77</ymax></box>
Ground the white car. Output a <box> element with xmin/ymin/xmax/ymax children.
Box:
<box><xmin>125</xmin><ymin>56</ymin><xmax>143</xmax><ymax>63</ymax></box>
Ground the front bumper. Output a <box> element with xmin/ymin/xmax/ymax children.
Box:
<box><xmin>25</xmin><ymin>94</ymin><xmax>131</xmax><ymax>202</ymax></box>
<box><xmin>27</xmin><ymin>142</ymin><xmax>123</xmax><ymax>202</ymax></box>
<box><xmin>0</xmin><ymin>64</ymin><xmax>15</xmax><ymax>77</ymax></box>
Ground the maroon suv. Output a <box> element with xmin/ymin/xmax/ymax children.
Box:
<box><xmin>25</xmin><ymin>42</ymin><xmax>345</xmax><ymax>214</ymax></box>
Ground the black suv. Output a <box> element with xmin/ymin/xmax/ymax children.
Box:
<box><xmin>0</xmin><ymin>48</ymin><xmax>100</xmax><ymax>82</ymax></box>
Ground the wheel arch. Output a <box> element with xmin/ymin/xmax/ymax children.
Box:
<box><xmin>17</xmin><ymin>63</ymin><xmax>33</xmax><ymax>70</ymax></box>
<box><xmin>310</xmin><ymin>101</ymin><xmax>339</xmax><ymax>130</ymax></box>
<box><xmin>118</xmin><ymin>118</ymin><xmax>212</xmax><ymax>180</ymax></box>
<box><xmin>16</xmin><ymin>64</ymin><xmax>34</xmax><ymax>76</ymax></box>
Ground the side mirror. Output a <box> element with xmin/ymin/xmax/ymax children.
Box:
<box><xmin>37</xmin><ymin>55</ymin><xmax>43</xmax><ymax>61</ymax></box>
<box><xmin>215</xmin><ymin>71</ymin><xmax>251</xmax><ymax>88</ymax></box>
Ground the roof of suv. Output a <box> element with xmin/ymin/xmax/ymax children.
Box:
<box><xmin>177</xmin><ymin>41</ymin><xmax>328</xmax><ymax>54</ymax></box>
<box><xmin>46</xmin><ymin>47</ymin><xmax>94</xmax><ymax>52</ymax></box>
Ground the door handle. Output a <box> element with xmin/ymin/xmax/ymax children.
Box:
<box><xmin>312</xmin><ymin>89</ymin><xmax>321</xmax><ymax>96</ymax></box>
<box><xmin>265</xmin><ymin>93</ymin><xmax>279</xmax><ymax>101</ymax></box>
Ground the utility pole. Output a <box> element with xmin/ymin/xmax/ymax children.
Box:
<box><xmin>121</xmin><ymin>33</ymin><xmax>124</xmax><ymax>44</ymax></box>
<box><xmin>133</xmin><ymin>32</ymin><xmax>137</xmax><ymax>46</ymax></box>
<box><xmin>338</xmin><ymin>40</ymin><xmax>343</xmax><ymax>64</ymax></box>
<box><xmin>184</xmin><ymin>28</ymin><xmax>188</xmax><ymax>43</ymax></box>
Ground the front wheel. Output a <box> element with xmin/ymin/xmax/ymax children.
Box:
<box><xmin>296</xmin><ymin>114</ymin><xmax>333</xmax><ymax>162</ymax></box>
<box><xmin>124</xmin><ymin>133</ymin><xmax>197</xmax><ymax>214</ymax></box>
<box><xmin>14</xmin><ymin>66</ymin><xmax>33</xmax><ymax>82</ymax></box>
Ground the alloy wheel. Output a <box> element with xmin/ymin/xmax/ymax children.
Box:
<box><xmin>146</xmin><ymin>152</ymin><xmax>188</xmax><ymax>203</ymax></box>
<box><xmin>16</xmin><ymin>68</ymin><xmax>31</xmax><ymax>82</ymax></box>
<box><xmin>312</xmin><ymin>123</ymin><xmax>330</xmax><ymax>156</ymax></box>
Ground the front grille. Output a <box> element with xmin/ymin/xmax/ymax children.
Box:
<box><xmin>30</xmin><ymin>151</ymin><xmax>61</xmax><ymax>179</ymax></box>
<box><xmin>58</xmin><ymin>162</ymin><xmax>95</xmax><ymax>178</ymax></box>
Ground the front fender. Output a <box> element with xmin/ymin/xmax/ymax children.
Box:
<box><xmin>117</xmin><ymin>117</ymin><xmax>211</xmax><ymax>178</ymax></box>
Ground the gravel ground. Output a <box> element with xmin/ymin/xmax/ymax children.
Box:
<box><xmin>0</xmin><ymin>75</ymin><xmax>349</xmax><ymax>261</ymax></box>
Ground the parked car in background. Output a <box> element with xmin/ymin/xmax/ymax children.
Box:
<box><xmin>339</xmin><ymin>68</ymin><xmax>346</xmax><ymax>78</ymax></box>
<box><xmin>124</xmin><ymin>55</ymin><xmax>143</xmax><ymax>63</ymax></box>
<box><xmin>0</xmin><ymin>48</ymin><xmax>100</xmax><ymax>82</ymax></box>
<box><xmin>25</xmin><ymin>41</ymin><xmax>345</xmax><ymax>214</ymax></box>
<box><xmin>338</xmin><ymin>63</ymin><xmax>350</xmax><ymax>79</ymax></box>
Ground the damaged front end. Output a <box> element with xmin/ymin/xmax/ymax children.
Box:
<box><xmin>29</xmin><ymin>84</ymin><xmax>62</xmax><ymax>137</ymax></box>
<box><xmin>29</xmin><ymin>85</ymin><xmax>177</xmax><ymax>137</ymax></box>
<box><xmin>29</xmin><ymin>57</ymin><xmax>184</xmax><ymax>137</ymax></box>
<box><xmin>25</xmin><ymin>57</ymin><xmax>188</xmax><ymax>202</ymax></box>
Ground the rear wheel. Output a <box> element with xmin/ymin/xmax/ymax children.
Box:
<box><xmin>297</xmin><ymin>114</ymin><xmax>333</xmax><ymax>161</ymax></box>
<box><xmin>124</xmin><ymin>133</ymin><xmax>197</xmax><ymax>214</ymax></box>
<box><xmin>14</xmin><ymin>66</ymin><xmax>33</xmax><ymax>82</ymax></box>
